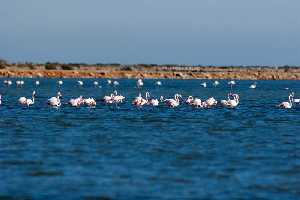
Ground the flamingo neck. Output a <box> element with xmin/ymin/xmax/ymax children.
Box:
<box><xmin>289</xmin><ymin>95</ymin><xmax>293</xmax><ymax>105</ymax></box>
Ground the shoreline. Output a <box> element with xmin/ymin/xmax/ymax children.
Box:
<box><xmin>0</xmin><ymin>66</ymin><xmax>299</xmax><ymax>80</ymax></box>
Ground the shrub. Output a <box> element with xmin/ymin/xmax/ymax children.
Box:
<box><xmin>0</xmin><ymin>58</ymin><xmax>8</xmax><ymax>69</ymax></box>
<box><xmin>45</xmin><ymin>63</ymin><xmax>57</xmax><ymax>70</ymax></box>
<box><xmin>61</xmin><ymin>65</ymin><xmax>74</xmax><ymax>70</ymax></box>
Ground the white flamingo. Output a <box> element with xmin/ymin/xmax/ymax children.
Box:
<box><xmin>249</xmin><ymin>82</ymin><xmax>257</xmax><ymax>89</ymax></box>
<box><xmin>112</xmin><ymin>91</ymin><xmax>125</xmax><ymax>103</ymax></box>
<box><xmin>103</xmin><ymin>91</ymin><xmax>124</xmax><ymax>104</ymax></box>
<box><xmin>84</xmin><ymin>98</ymin><xmax>97</xmax><ymax>107</ymax></box>
<box><xmin>16</xmin><ymin>80</ymin><xmax>22</xmax><ymax>87</ymax></box>
<box><xmin>137</xmin><ymin>79</ymin><xmax>144</xmax><ymax>88</ymax></box>
<box><xmin>69</xmin><ymin>96</ymin><xmax>84</xmax><ymax>107</ymax></box>
<box><xmin>206</xmin><ymin>97</ymin><xmax>218</xmax><ymax>107</ymax></box>
<box><xmin>93</xmin><ymin>81</ymin><xmax>99</xmax><ymax>86</ymax></box>
<box><xmin>132</xmin><ymin>93</ymin><xmax>147</xmax><ymax>106</ymax></box>
<box><xmin>113</xmin><ymin>80</ymin><xmax>119</xmax><ymax>86</ymax></box>
<box><xmin>58</xmin><ymin>80</ymin><xmax>63</xmax><ymax>86</ymax></box>
<box><xmin>35</xmin><ymin>80</ymin><xmax>40</xmax><ymax>86</ymax></box>
<box><xmin>155</xmin><ymin>81</ymin><xmax>162</xmax><ymax>86</ymax></box>
<box><xmin>103</xmin><ymin>93</ymin><xmax>115</xmax><ymax>104</ymax></box>
<box><xmin>107</xmin><ymin>79</ymin><xmax>112</xmax><ymax>85</ymax></box>
<box><xmin>185</xmin><ymin>96</ymin><xmax>194</xmax><ymax>105</ymax></box>
<box><xmin>19</xmin><ymin>91</ymin><xmax>35</xmax><ymax>107</ymax></box>
<box><xmin>213</xmin><ymin>80</ymin><xmax>220</xmax><ymax>87</ymax></box>
<box><xmin>145</xmin><ymin>92</ymin><xmax>160</xmax><ymax>106</ymax></box>
<box><xmin>228</xmin><ymin>80</ymin><xmax>236</xmax><ymax>85</ymax></box>
<box><xmin>192</xmin><ymin>98</ymin><xmax>203</xmax><ymax>108</ymax></box>
<box><xmin>164</xmin><ymin>94</ymin><xmax>182</xmax><ymax>108</ymax></box>
<box><xmin>201</xmin><ymin>82</ymin><xmax>207</xmax><ymax>88</ymax></box>
<box><xmin>48</xmin><ymin>92</ymin><xmax>62</xmax><ymax>107</ymax></box>
<box><xmin>221</xmin><ymin>93</ymin><xmax>239</xmax><ymax>108</ymax></box>
<box><xmin>77</xmin><ymin>80</ymin><xmax>83</xmax><ymax>86</ymax></box>
<box><xmin>278</xmin><ymin>92</ymin><xmax>294</xmax><ymax>109</ymax></box>
<box><xmin>4</xmin><ymin>80</ymin><xmax>12</xmax><ymax>86</ymax></box>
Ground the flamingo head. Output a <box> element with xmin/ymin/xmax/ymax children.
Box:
<box><xmin>159</xmin><ymin>96</ymin><xmax>164</xmax><ymax>102</ymax></box>
<box><xmin>290</xmin><ymin>92</ymin><xmax>295</xmax><ymax>97</ymax></box>
<box><xmin>289</xmin><ymin>92</ymin><xmax>294</xmax><ymax>102</ymax></box>
<box><xmin>145</xmin><ymin>92</ymin><xmax>150</xmax><ymax>98</ymax></box>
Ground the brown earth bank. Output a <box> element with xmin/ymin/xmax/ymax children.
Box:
<box><xmin>0</xmin><ymin>61</ymin><xmax>299</xmax><ymax>80</ymax></box>
<box><xmin>0</xmin><ymin>68</ymin><xmax>300</xmax><ymax>80</ymax></box>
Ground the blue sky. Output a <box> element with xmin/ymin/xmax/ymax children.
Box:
<box><xmin>0</xmin><ymin>0</ymin><xmax>299</xmax><ymax>65</ymax></box>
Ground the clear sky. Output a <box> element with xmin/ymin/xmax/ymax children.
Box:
<box><xmin>0</xmin><ymin>0</ymin><xmax>299</xmax><ymax>65</ymax></box>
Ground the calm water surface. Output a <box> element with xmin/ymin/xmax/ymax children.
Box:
<box><xmin>0</xmin><ymin>78</ymin><xmax>299</xmax><ymax>200</ymax></box>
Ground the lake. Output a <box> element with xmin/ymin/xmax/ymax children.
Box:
<box><xmin>0</xmin><ymin>78</ymin><xmax>299</xmax><ymax>199</ymax></box>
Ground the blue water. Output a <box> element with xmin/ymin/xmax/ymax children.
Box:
<box><xmin>0</xmin><ymin>78</ymin><xmax>299</xmax><ymax>200</ymax></box>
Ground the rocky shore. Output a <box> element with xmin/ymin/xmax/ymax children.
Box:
<box><xmin>0</xmin><ymin>63</ymin><xmax>299</xmax><ymax>80</ymax></box>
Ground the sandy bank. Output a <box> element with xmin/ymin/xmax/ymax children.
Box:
<box><xmin>0</xmin><ymin>67</ymin><xmax>299</xmax><ymax>80</ymax></box>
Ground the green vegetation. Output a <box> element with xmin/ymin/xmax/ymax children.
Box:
<box><xmin>0</xmin><ymin>58</ymin><xmax>299</xmax><ymax>71</ymax></box>
<box><xmin>0</xmin><ymin>58</ymin><xmax>8</xmax><ymax>69</ymax></box>
<box><xmin>45</xmin><ymin>62</ymin><xmax>58</xmax><ymax>70</ymax></box>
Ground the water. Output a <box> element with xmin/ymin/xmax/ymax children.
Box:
<box><xmin>0</xmin><ymin>78</ymin><xmax>299</xmax><ymax>200</ymax></box>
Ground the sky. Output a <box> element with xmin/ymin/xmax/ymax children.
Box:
<box><xmin>0</xmin><ymin>0</ymin><xmax>299</xmax><ymax>65</ymax></box>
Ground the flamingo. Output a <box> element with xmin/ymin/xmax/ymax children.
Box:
<box><xmin>145</xmin><ymin>92</ymin><xmax>160</xmax><ymax>106</ymax></box>
<box><xmin>113</xmin><ymin>80</ymin><xmax>119</xmax><ymax>86</ymax></box>
<box><xmin>69</xmin><ymin>96</ymin><xmax>84</xmax><ymax>107</ymax></box>
<box><xmin>132</xmin><ymin>93</ymin><xmax>147</xmax><ymax>106</ymax></box>
<box><xmin>57</xmin><ymin>80</ymin><xmax>63</xmax><ymax>87</ymax></box>
<box><xmin>77</xmin><ymin>80</ymin><xmax>83</xmax><ymax>86</ymax></box>
<box><xmin>48</xmin><ymin>92</ymin><xmax>62</xmax><ymax>107</ymax></box>
<box><xmin>103</xmin><ymin>91</ymin><xmax>124</xmax><ymax>104</ymax></box>
<box><xmin>213</xmin><ymin>80</ymin><xmax>220</xmax><ymax>87</ymax></box>
<box><xmin>35</xmin><ymin>80</ymin><xmax>40</xmax><ymax>86</ymax></box>
<box><xmin>93</xmin><ymin>81</ymin><xmax>99</xmax><ymax>86</ymax></box>
<box><xmin>4</xmin><ymin>80</ymin><xmax>12</xmax><ymax>86</ymax></box>
<box><xmin>249</xmin><ymin>82</ymin><xmax>257</xmax><ymax>89</ymax></box>
<box><xmin>201</xmin><ymin>82</ymin><xmax>207</xmax><ymax>88</ymax></box>
<box><xmin>228</xmin><ymin>80</ymin><xmax>236</xmax><ymax>85</ymax></box>
<box><xmin>192</xmin><ymin>98</ymin><xmax>203</xmax><ymax>108</ymax></box>
<box><xmin>107</xmin><ymin>79</ymin><xmax>112</xmax><ymax>85</ymax></box>
<box><xmin>137</xmin><ymin>79</ymin><xmax>144</xmax><ymax>88</ymax></box>
<box><xmin>155</xmin><ymin>81</ymin><xmax>162</xmax><ymax>86</ymax></box>
<box><xmin>221</xmin><ymin>93</ymin><xmax>239</xmax><ymax>108</ymax></box>
<box><xmin>278</xmin><ymin>92</ymin><xmax>294</xmax><ymax>109</ymax></box>
<box><xmin>112</xmin><ymin>91</ymin><xmax>125</xmax><ymax>103</ymax></box>
<box><xmin>164</xmin><ymin>94</ymin><xmax>182</xmax><ymax>108</ymax></box>
<box><xmin>206</xmin><ymin>97</ymin><xmax>218</xmax><ymax>107</ymax></box>
<box><xmin>185</xmin><ymin>96</ymin><xmax>194</xmax><ymax>105</ymax></box>
<box><xmin>103</xmin><ymin>93</ymin><xmax>115</xmax><ymax>104</ymax></box>
<box><xmin>16</xmin><ymin>80</ymin><xmax>22</xmax><ymax>87</ymax></box>
<box><xmin>19</xmin><ymin>91</ymin><xmax>35</xmax><ymax>107</ymax></box>
<box><xmin>84</xmin><ymin>98</ymin><xmax>97</xmax><ymax>107</ymax></box>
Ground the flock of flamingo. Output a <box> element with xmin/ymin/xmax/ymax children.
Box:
<box><xmin>0</xmin><ymin>79</ymin><xmax>297</xmax><ymax>109</ymax></box>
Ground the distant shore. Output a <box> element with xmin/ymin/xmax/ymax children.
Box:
<box><xmin>0</xmin><ymin>62</ymin><xmax>299</xmax><ymax>80</ymax></box>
